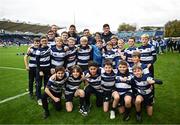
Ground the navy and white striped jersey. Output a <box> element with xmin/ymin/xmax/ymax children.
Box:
<box><xmin>124</xmin><ymin>47</ymin><xmax>138</xmax><ymax>67</ymax></box>
<box><xmin>101</xmin><ymin>70</ymin><xmax>116</xmax><ymax>92</ymax></box>
<box><xmin>77</xmin><ymin>45</ymin><xmax>92</xmax><ymax>66</ymax></box>
<box><xmin>115</xmin><ymin>48</ymin><xmax>125</xmax><ymax>66</ymax></box>
<box><xmin>27</xmin><ymin>47</ymin><xmax>38</xmax><ymax>68</ymax></box>
<box><xmin>138</xmin><ymin>44</ymin><xmax>156</xmax><ymax>64</ymax></box>
<box><xmin>115</xmin><ymin>71</ymin><xmax>132</xmax><ymax>95</ymax></box>
<box><xmin>50</xmin><ymin>46</ymin><xmax>66</xmax><ymax>68</ymax></box>
<box><xmin>132</xmin><ymin>74</ymin><xmax>153</xmax><ymax>95</ymax></box>
<box><xmin>66</xmin><ymin>47</ymin><xmax>77</xmax><ymax>68</ymax></box>
<box><xmin>47</xmin><ymin>40</ymin><xmax>56</xmax><ymax>48</ymax></box>
<box><xmin>84</xmin><ymin>69</ymin><xmax>102</xmax><ymax>92</ymax></box>
<box><xmin>47</xmin><ymin>72</ymin><xmax>69</xmax><ymax>93</ymax></box>
<box><xmin>102</xmin><ymin>50</ymin><xmax>118</xmax><ymax>69</ymax></box>
<box><xmin>36</xmin><ymin>46</ymin><xmax>51</xmax><ymax>68</ymax></box>
<box><xmin>65</xmin><ymin>75</ymin><xmax>82</xmax><ymax>95</ymax></box>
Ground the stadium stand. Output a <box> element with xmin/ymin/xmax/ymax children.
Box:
<box><xmin>0</xmin><ymin>19</ymin><xmax>64</xmax><ymax>44</ymax></box>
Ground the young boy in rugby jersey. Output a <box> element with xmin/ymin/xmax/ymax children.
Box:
<box><xmin>124</xmin><ymin>37</ymin><xmax>138</xmax><ymax>67</ymax></box>
<box><xmin>50</xmin><ymin>37</ymin><xmax>66</xmax><ymax>74</ymax></box>
<box><xmin>65</xmin><ymin>65</ymin><xmax>86</xmax><ymax>116</ymax></box>
<box><xmin>42</xmin><ymin>66</ymin><xmax>69</xmax><ymax>119</ymax></box>
<box><xmin>65</xmin><ymin>37</ymin><xmax>77</xmax><ymax>70</ymax></box>
<box><xmin>24</xmin><ymin>38</ymin><xmax>40</xmax><ymax>99</ymax></box>
<box><xmin>132</xmin><ymin>65</ymin><xmax>155</xmax><ymax>122</ymax></box>
<box><xmin>114</xmin><ymin>61</ymin><xmax>132</xmax><ymax>121</ymax></box>
<box><xmin>84</xmin><ymin>61</ymin><xmax>103</xmax><ymax>114</ymax></box>
<box><xmin>131</xmin><ymin>51</ymin><xmax>150</xmax><ymax>75</ymax></box>
<box><xmin>36</xmin><ymin>36</ymin><xmax>51</xmax><ymax>105</ymax></box>
<box><xmin>47</xmin><ymin>30</ymin><xmax>56</xmax><ymax>48</ymax></box>
<box><xmin>116</xmin><ymin>39</ymin><xmax>126</xmax><ymax>66</ymax></box>
<box><xmin>110</xmin><ymin>35</ymin><xmax>119</xmax><ymax>52</ymax></box>
<box><xmin>61</xmin><ymin>31</ymin><xmax>69</xmax><ymax>47</ymax></box>
<box><xmin>77</xmin><ymin>36</ymin><xmax>92</xmax><ymax>71</ymax></box>
<box><xmin>138</xmin><ymin>34</ymin><xmax>157</xmax><ymax>78</ymax></box>
<box><xmin>101</xmin><ymin>60</ymin><xmax>118</xmax><ymax>114</ymax></box>
<box><xmin>102</xmin><ymin>41</ymin><xmax>118</xmax><ymax>70</ymax></box>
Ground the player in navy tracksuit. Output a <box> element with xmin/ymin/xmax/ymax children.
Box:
<box><xmin>24</xmin><ymin>38</ymin><xmax>40</xmax><ymax>98</ymax></box>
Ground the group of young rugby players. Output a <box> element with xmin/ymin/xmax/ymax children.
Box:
<box><xmin>24</xmin><ymin>24</ymin><xmax>163</xmax><ymax>122</ymax></box>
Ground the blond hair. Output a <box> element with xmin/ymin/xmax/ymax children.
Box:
<box><xmin>141</xmin><ymin>34</ymin><xmax>149</xmax><ymax>39</ymax></box>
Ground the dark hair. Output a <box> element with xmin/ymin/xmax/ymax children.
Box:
<box><xmin>70</xmin><ymin>65</ymin><xmax>83</xmax><ymax>75</ymax></box>
<box><xmin>104</xmin><ymin>59</ymin><xmax>113</xmax><ymax>67</ymax></box>
<box><xmin>55</xmin><ymin>66</ymin><xmax>65</xmax><ymax>73</ymax></box>
<box><xmin>88</xmin><ymin>61</ymin><xmax>99</xmax><ymax>68</ymax></box>
<box><xmin>95</xmin><ymin>32</ymin><xmax>101</xmax><ymax>36</ymax></box>
<box><xmin>129</xmin><ymin>37</ymin><xmax>136</xmax><ymax>42</ymax></box>
<box><xmin>47</xmin><ymin>30</ymin><xmax>54</xmax><ymax>34</ymax></box>
<box><xmin>83</xmin><ymin>29</ymin><xmax>89</xmax><ymax>32</ymax></box>
<box><xmin>69</xmin><ymin>24</ymin><xmax>76</xmax><ymax>29</ymax></box>
<box><xmin>61</xmin><ymin>31</ymin><xmax>68</xmax><ymax>35</ymax></box>
<box><xmin>119</xmin><ymin>60</ymin><xmax>128</xmax><ymax>67</ymax></box>
<box><xmin>103</xmin><ymin>24</ymin><xmax>110</xmax><ymax>28</ymax></box>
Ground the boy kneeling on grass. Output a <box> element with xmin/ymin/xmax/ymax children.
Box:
<box><xmin>132</xmin><ymin>64</ymin><xmax>157</xmax><ymax>122</ymax></box>
<box><xmin>42</xmin><ymin>66</ymin><xmax>68</xmax><ymax>119</ymax></box>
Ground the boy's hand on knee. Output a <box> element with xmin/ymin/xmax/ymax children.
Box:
<box><xmin>53</xmin><ymin>97</ymin><xmax>60</xmax><ymax>102</ymax></box>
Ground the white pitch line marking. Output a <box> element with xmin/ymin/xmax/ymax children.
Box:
<box><xmin>0</xmin><ymin>66</ymin><xmax>26</xmax><ymax>71</ymax></box>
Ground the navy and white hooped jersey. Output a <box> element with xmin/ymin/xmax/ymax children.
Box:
<box><xmin>65</xmin><ymin>75</ymin><xmax>82</xmax><ymax>95</ymax></box>
<box><xmin>115</xmin><ymin>48</ymin><xmax>125</xmax><ymax>65</ymax></box>
<box><xmin>27</xmin><ymin>47</ymin><xmax>38</xmax><ymax>68</ymax></box>
<box><xmin>47</xmin><ymin>72</ymin><xmax>69</xmax><ymax>93</ymax></box>
<box><xmin>77</xmin><ymin>45</ymin><xmax>92</xmax><ymax>66</ymax></box>
<box><xmin>50</xmin><ymin>46</ymin><xmax>66</xmax><ymax>68</ymax></box>
<box><xmin>84</xmin><ymin>69</ymin><xmax>102</xmax><ymax>92</ymax></box>
<box><xmin>132</xmin><ymin>74</ymin><xmax>153</xmax><ymax>95</ymax></box>
<box><xmin>138</xmin><ymin>44</ymin><xmax>156</xmax><ymax>64</ymax></box>
<box><xmin>102</xmin><ymin>50</ymin><xmax>118</xmax><ymax>69</ymax></box>
<box><xmin>66</xmin><ymin>47</ymin><xmax>77</xmax><ymax>68</ymax></box>
<box><xmin>101</xmin><ymin>70</ymin><xmax>116</xmax><ymax>92</ymax></box>
<box><xmin>47</xmin><ymin>40</ymin><xmax>56</xmax><ymax>48</ymax></box>
<box><xmin>36</xmin><ymin>46</ymin><xmax>51</xmax><ymax>67</ymax></box>
<box><xmin>129</xmin><ymin>62</ymin><xmax>150</xmax><ymax>76</ymax></box>
<box><xmin>115</xmin><ymin>71</ymin><xmax>132</xmax><ymax>95</ymax></box>
<box><xmin>124</xmin><ymin>47</ymin><xmax>138</xmax><ymax>67</ymax></box>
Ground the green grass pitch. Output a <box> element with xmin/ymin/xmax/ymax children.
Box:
<box><xmin>0</xmin><ymin>46</ymin><xmax>180</xmax><ymax>124</ymax></box>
